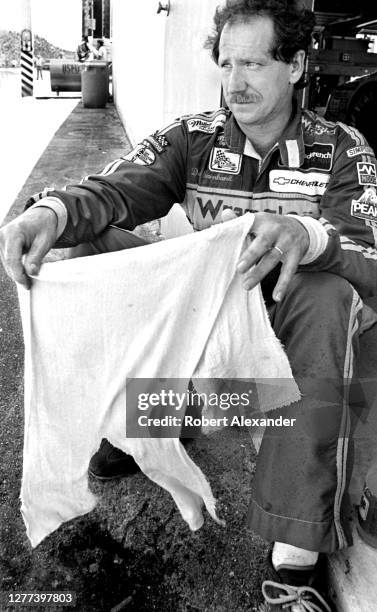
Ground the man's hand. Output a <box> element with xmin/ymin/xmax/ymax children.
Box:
<box><xmin>0</xmin><ymin>207</ymin><xmax>58</xmax><ymax>288</ymax></box>
<box><xmin>236</xmin><ymin>212</ymin><xmax>309</xmax><ymax>301</ymax></box>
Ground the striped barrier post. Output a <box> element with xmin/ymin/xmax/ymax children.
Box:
<box><xmin>21</xmin><ymin>28</ymin><xmax>33</xmax><ymax>97</ymax></box>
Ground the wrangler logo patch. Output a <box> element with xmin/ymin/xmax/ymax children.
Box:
<box><xmin>302</xmin><ymin>116</ymin><xmax>336</xmax><ymax>136</ymax></box>
<box><xmin>269</xmin><ymin>170</ymin><xmax>330</xmax><ymax>196</ymax></box>
<box><xmin>209</xmin><ymin>148</ymin><xmax>241</xmax><ymax>174</ymax></box>
<box><xmin>357</xmin><ymin>162</ymin><xmax>377</xmax><ymax>186</ymax></box>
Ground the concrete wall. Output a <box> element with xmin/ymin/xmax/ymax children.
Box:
<box><xmin>162</xmin><ymin>0</ymin><xmax>221</xmax><ymax>125</ymax></box>
<box><xmin>111</xmin><ymin>0</ymin><xmax>221</xmax><ymax>144</ymax></box>
<box><xmin>111</xmin><ymin>0</ymin><xmax>166</xmax><ymax>144</ymax></box>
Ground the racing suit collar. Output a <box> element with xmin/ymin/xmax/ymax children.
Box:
<box><xmin>278</xmin><ymin>100</ymin><xmax>305</xmax><ymax>169</ymax></box>
<box><xmin>224</xmin><ymin>114</ymin><xmax>246</xmax><ymax>154</ymax></box>
<box><xmin>224</xmin><ymin>100</ymin><xmax>305</xmax><ymax>169</ymax></box>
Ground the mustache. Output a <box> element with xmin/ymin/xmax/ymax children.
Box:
<box><xmin>229</xmin><ymin>93</ymin><xmax>259</xmax><ymax>104</ymax></box>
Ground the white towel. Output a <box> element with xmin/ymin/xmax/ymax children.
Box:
<box><xmin>18</xmin><ymin>214</ymin><xmax>300</xmax><ymax>547</ymax></box>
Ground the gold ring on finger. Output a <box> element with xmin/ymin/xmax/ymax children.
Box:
<box><xmin>272</xmin><ymin>245</ymin><xmax>284</xmax><ymax>257</ymax></box>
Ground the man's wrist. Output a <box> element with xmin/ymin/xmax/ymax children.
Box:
<box><xmin>28</xmin><ymin>197</ymin><xmax>67</xmax><ymax>238</ymax></box>
<box><xmin>287</xmin><ymin>215</ymin><xmax>329</xmax><ymax>264</ymax></box>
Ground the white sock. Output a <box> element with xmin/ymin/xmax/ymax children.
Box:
<box><xmin>272</xmin><ymin>542</ymin><xmax>319</xmax><ymax>571</ymax></box>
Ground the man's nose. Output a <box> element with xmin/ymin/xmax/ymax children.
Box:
<box><xmin>228</xmin><ymin>66</ymin><xmax>246</xmax><ymax>92</ymax></box>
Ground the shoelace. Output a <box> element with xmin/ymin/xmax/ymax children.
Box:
<box><xmin>262</xmin><ymin>580</ymin><xmax>332</xmax><ymax>611</ymax></box>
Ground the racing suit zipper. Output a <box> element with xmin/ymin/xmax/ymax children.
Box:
<box><xmin>258</xmin><ymin>143</ymin><xmax>279</xmax><ymax>177</ymax></box>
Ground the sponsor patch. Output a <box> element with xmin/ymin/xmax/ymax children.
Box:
<box><xmin>351</xmin><ymin>199</ymin><xmax>377</xmax><ymax>222</ymax></box>
<box><xmin>347</xmin><ymin>145</ymin><xmax>375</xmax><ymax>158</ymax></box>
<box><xmin>357</xmin><ymin>162</ymin><xmax>377</xmax><ymax>186</ymax></box>
<box><xmin>125</xmin><ymin>144</ymin><xmax>156</xmax><ymax>166</ymax></box>
<box><xmin>184</xmin><ymin>189</ymin><xmax>319</xmax><ymax>230</ymax></box>
<box><xmin>187</xmin><ymin>118</ymin><xmax>216</xmax><ymax>133</ymax></box>
<box><xmin>209</xmin><ymin>148</ymin><xmax>242</xmax><ymax>174</ymax></box>
<box><xmin>360</xmin><ymin>186</ymin><xmax>377</xmax><ymax>203</ymax></box>
<box><xmin>143</xmin><ymin>132</ymin><xmax>169</xmax><ymax>154</ymax></box>
<box><xmin>303</xmin><ymin>143</ymin><xmax>334</xmax><ymax>172</ymax></box>
<box><xmin>215</xmin><ymin>133</ymin><xmax>228</xmax><ymax>148</ymax></box>
<box><xmin>302</xmin><ymin>116</ymin><xmax>336</xmax><ymax>136</ymax></box>
<box><xmin>269</xmin><ymin>170</ymin><xmax>330</xmax><ymax>196</ymax></box>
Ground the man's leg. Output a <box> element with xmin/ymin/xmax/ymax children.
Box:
<box><xmin>67</xmin><ymin>225</ymin><xmax>148</xmax><ymax>257</ymax></box>
<box><xmin>248</xmin><ymin>272</ymin><xmax>365</xmax><ymax>609</ymax></box>
<box><xmin>248</xmin><ymin>272</ymin><xmax>363</xmax><ymax>552</ymax></box>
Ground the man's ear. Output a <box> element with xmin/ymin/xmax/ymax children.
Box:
<box><xmin>289</xmin><ymin>50</ymin><xmax>306</xmax><ymax>85</ymax></box>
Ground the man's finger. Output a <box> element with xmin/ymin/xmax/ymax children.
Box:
<box><xmin>3</xmin><ymin>260</ymin><xmax>31</xmax><ymax>289</ymax></box>
<box><xmin>1</xmin><ymin>235</ymin><xmax>31</xmax><ymax>288</ymax></box>
<box><xmin>241</xmin><ymin>248</ymin><xmax>282</xmax><ymax>291</ymax></box>
<box><xmin>272</xmin><ymin>253</ymin><xmax>301</xmax><ymax>302</ymax></box>
<box><xmin>24</xmin><ymin>233</ymin><xmax>54</xmax><ymax>277</ymax></box>
<box><xmin>237</xmin><ymin>233</ymin><xmax>277</xmax><ymax>273</ymax></box>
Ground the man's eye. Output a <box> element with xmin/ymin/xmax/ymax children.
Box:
<box><xmin>245</xmin><ymin>62</ymin><xmax>259</xmax><ymax>68</ymax></box>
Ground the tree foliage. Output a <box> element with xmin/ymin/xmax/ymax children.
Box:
<box><xmin>0</xmin><ymin>30</ymin><xmax>75</xmax><ymax>67</ymax></box>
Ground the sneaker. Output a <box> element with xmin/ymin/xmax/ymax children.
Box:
<box><xmin>88</xmin><ymin>438</ymin><xmax>140</xmax><ymax>480</ymax></box>
<box><xmin>259</xmin><ymin>550</ymin><xmax>334</xmax><ymax>611</ymax></box>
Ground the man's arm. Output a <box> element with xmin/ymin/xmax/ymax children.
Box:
<box><xmin>0</xmin><ymin>207</ymin><xmax>58</xmax><ymax>288</ymax></box>
<box><xmin>299</xmin><ymin>215</ymin><xmax>377</xmax><ymax>299</ymax></box>
<box><xmin>0</xmin><ymin>120</ymin><xmax>188</xmax><ymax>287</ymax></box>
<box><xmin>28</xmin><ymin>121</ymin><xmax>188</xmax><ymax>246</ymax></box>
<box><xmin>297</xmin><ymin>127</ymin><xmax>377</xmax><ymax>299</ymax></box>
<box><xmin>237</xmin><ymin>127</ymin><xmax>377</xmax><ymax>301</ymax></box>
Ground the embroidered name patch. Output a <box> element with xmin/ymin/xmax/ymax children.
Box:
<box><xmin>209</xmin><ymin>148</ymin><xmax>242</xmax><ymax>174</ymax></box>
<box><xmin>357</xmin><ymin>162</ymin><xmax>377</xmax><ymax>186</ymax></box>
<box><xmin>269</xmin><ymin>170</ymin><xmax>330</xmax><ymax>196</ymax></box>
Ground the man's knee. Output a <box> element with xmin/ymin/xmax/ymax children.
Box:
<box><xmin>66</xmin><ymin>226</ymin><xmax>149</xmax><ymax>258</ymax></box>
<box><xmin>272</xmin><ymin>271</ymin><xmax>362</xmax><ymax>377</ymax></box>
<box><xmin>283</xmin><ymin>272</ymin><xmax>356</xmax><ymax>314</ymax></box>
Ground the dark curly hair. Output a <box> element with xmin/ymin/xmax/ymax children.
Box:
<box><xmin>205</xmin><ymin>0</ymin><xmax>315</xmax><ymax>89</ymax></box>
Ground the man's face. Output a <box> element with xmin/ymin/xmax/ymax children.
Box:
<box><xmin>219</xmin><ymin>17</ymin><xmax>302</xmax><ymax>129</ymax></box>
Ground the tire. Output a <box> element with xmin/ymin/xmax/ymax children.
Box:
<box><xmin>346</xmin><ymin>85</ymin><xmax>377</xmax><ymax>155</ymax></box>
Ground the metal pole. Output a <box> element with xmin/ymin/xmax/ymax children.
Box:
<box><xmin>20</xmin><ymin>0</ymin><xmax>33</xmax><ymax>97</ymax></box>
<box><xmin>301</xmin><ymin>0</ymin><xmax>316</xmax><ymax>108</ymax></box>
<box><xmin>89</xmin><ymin>0</ymin><xmax>94</xmax><ymax>37</ymax></box>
